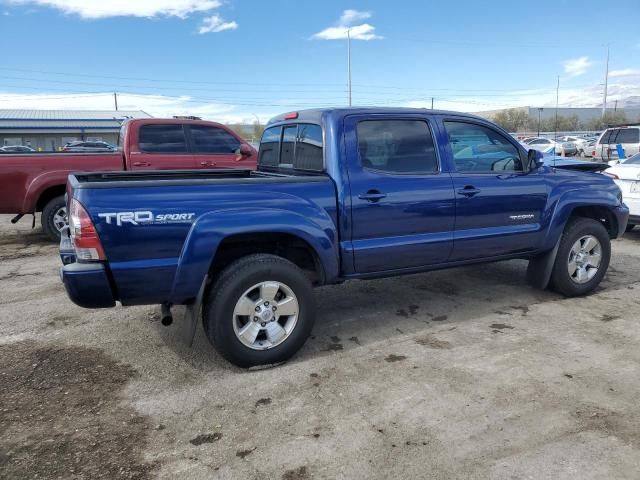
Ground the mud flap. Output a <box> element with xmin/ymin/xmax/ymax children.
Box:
<box><xmin>526</xmin><ymin>238</ymin><xmax>561</xmax><ymax>290</ymax></box>
<box><xmin>180</xmin><ymin>277</ymin><xmax>207</xmax><ymax>347</ymax></box>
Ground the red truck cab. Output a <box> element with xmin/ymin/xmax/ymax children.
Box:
<box><xmin>0</xmin><ymin>118</ymin><xmax>256</xmax><ymax>240</ymax></box>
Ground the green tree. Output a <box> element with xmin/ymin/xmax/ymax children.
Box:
<box><xmin>585</xmin><ymin>112</ymin><xmax>628</xmax><ymax>131</ymax></box>
<box><xmin>491</xmin><ymin>108</ymin><xmax>531</xmax><ymax>132</ymax></box>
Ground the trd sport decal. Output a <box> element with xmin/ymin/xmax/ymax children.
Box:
<box><xmin>98</xmin><ymin>211</ymin><xmax>195</xmax><ymax>226</ymax></box>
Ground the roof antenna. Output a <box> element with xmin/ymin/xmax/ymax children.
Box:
<box><xmin>554</xmin><ymin>75</ymin><xmax>559</xmax><ymax>168</ymax></box>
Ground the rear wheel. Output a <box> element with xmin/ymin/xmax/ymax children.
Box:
<box><xmin>550</xmin><ymin>218</ymin><xmax>610</xmax><ymax>297</ymax></box>
<box><xmin>41</xmin><ymin>195</ymin><xmax>67</xmax><ymax>242</ymax></box>
<box><xmin>203</xmin><ymin>254</ymin><xmax>316</xmax><ymax>368</ymax></box>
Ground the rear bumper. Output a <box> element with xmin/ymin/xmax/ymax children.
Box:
<box><xmin>60</xmin><ymin>262</ymin><xmax>116</xmax><ymax>308</ymax></box>
<box><xmin>613</xmin><ymin>204</ymin><xmax>630</xmax><ymax>237</ymax></box>
<box><xmin>628</xmin><ymin>214</ymin><xmax>640</xmax><ymax>225</ymax></box>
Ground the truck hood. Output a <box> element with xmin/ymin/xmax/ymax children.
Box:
<box><xmin>543</xmin><ymin>157</ymin><xmax>608</xmax><ymax>173</ymax></box>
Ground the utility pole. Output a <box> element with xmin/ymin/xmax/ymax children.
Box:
<box><xmin>614</xmin><ymin>99</ymin><xmax>618</xmax><ymax>112</ymax></box>
<box><xmin>602</xmin><ymin>44</ymin><xmax>610</xmax><ymax>118</ymax></box>
<box><xmin>113</xmin><ymin>92</ymin><xmax>118</xmax><ymax>111</ymax></box>
<box><xmin>431</xmin><ymin>97</ymin><xmax>434</xmax><ymax>109</ymax></box>
<box><xmin>347</xmin><ymin>29</ymin><xmax>352</xmax><ymax>107</ymax></box>
<box><xmin>554</xmin><ymin>75</ymin><xmax>560</xmax><ymax>141</ymax></box>
<box><xmin>537</xmin><ymin>107</ymin><xmax>543</xmax><ymax>136</ymax></box>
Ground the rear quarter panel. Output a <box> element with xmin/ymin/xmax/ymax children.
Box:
<box><xmin>75</xmin><ymin>178</ymin><xmax>338</xmax><ymax>305</ymax></box>
<box><xmin>0</xmin><ymin>153</ymin><xmax>123</xmax><ymax>213</ymax></box>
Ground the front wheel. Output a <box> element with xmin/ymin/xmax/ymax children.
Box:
<box><xmin>41</xmin><ymin>195</ymin><xmax>67</xmax><ymax>242</ymax></box>
<box><xmin>203</xmin><ymin>254</ymin><xmax>316</xmax><ymax>368</ymax></box>
<box><xmin>550</xmin><ymin>218</ymin><xmax>611</xmax><ymax>297</ymax></box>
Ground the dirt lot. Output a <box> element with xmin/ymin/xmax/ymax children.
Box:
<box><xmin>1</xmin><ymin>214</ymin><xmax>639</xmax><ymax>479</ymax></box>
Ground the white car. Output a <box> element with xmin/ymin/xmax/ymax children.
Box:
<box><xmin>524</xmin><ymin>137</ymin><xmax>578</xmax><ymax>156</ymax></box>
<box><xmin>604</xmin><ymin>152</ymin><xmax>640</xmax><ymax>231</ymax></box>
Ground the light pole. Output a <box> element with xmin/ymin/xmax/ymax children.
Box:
<box><xmin>347</xmin><ymin>28</ymin><xmax>352</xmax><ymax>106</ymax></box>
<box><xmin>602</xmin><ymin>44</ymin><xmax>610</xmax><ymax>118</ymax></box>
<box><xmin>537</xmin><ymin>108</ymin><xmax>543</xmax><ymax>136</ymax></box>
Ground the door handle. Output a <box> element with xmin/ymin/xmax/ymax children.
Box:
<box><xmin>200</xmin><ymin>161</ymin><xmax>210</xmax><ymax>166</ymax></box>
<box><xmin>133</xmin><ymin>161</ymin><xmax>151</xmax><ymax>167</ymax></box>
<box><xmin>457</xmin><ymin>186</ymin><xmax>481</xmax><ymax>197</ymax></box>
<box><xmin>358</xmin><ymin>190</ymin><xmax>387</xmax><ymax>202</ymax></box>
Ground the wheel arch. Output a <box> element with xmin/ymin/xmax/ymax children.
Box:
<box><xmin>168</xmin><ymin>208</ymin><xmax>339</xmax><ymax>305</ymax></box>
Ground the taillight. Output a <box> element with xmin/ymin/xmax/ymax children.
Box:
<box><xmin>69</xmin><ymin>198</ymin><xmax>106</xmax><ymax>261</ymax></box>
<box><xmin>591</xmin><ymin>150</ymin><xmax>596</xmax><ymax>157</ymax></box>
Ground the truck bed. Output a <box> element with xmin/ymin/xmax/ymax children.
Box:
<box><xmin>67</xmin><ymin>168</ymin><xmax>338</xmax><ymax>306</ymax></box>
<box><xmin>70</xmin><ymin>168</ymin><xmax>325</xmax><ymax>189</ymax></box>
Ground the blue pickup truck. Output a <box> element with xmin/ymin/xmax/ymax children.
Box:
<box><xmin>60</xmin><ymin>108</ymin><xmax>628</xmax><ymax>367</ymax></box>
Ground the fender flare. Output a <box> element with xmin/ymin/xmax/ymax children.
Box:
<box><xmin>540</xmin><ymin>188</ymin><xmax>620</xmax><ymax>251</ymax></box>
<box><xmin>22</xmin><ymin>170</ymin><xmax>71</xmax><ymax>212</ymax></box>
<box><xmin>168</xmin><ymin>207</ymin><xmax>339</xmax><ymax>304</ymax></box>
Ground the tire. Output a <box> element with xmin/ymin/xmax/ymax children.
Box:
<box><xmin>625</xmin><ymin>224</ymin><xmax>635</xmax><ymax>233</ymax></box>
<box><xmin>41</xmin><ymin>195</ymin><xmax>67</xmax><ymax>242</ymax></box>
<box><xmin>203</xmin><ymin>254</ymin><xmax>316</xmax><ymax>368</ymax></box>
<box><xmin>549</xmin><ymin>218</ymin><xmax>611</xmax><ymax>297</ymax></box>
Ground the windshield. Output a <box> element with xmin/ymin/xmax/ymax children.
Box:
<box><xmin>623</xmin><ymin>153</ymin><xmax>640</xmax><ymax>165</ymax></box>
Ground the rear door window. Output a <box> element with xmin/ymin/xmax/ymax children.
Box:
<box><xmin>356</xmin><ymin>120</ymin><xmax>438</xmax><ymax>174</ymax></box>
<box><xmin>139</xmin><ymin>124</ymin><xmax>187</xmax><ymax>153</ymax></box>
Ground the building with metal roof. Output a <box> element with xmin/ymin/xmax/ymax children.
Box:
<box><xmin>0</xmin><ymin>109</ymin><xmax>152</xmax><ymax>151</ymax></box>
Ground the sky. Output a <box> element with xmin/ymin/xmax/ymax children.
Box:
<box><xmin>0</xmin><ymin>0</ymin><xmax>639</xmax><ymax>123</ymax></box>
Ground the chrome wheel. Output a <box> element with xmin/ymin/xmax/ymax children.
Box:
<box><xmin>53</xmin><ymin>206</ymin><xmax>68</xmax><ymax>233</ymax></box>
<box><xmin>232</xmin><ymin>281</ymin><xmax>299</xmax><ymax>350</ymax></box>
<box><xmin>567</xmin><ymin>235</ymin><xmax>602</xmax><ymax>284</ymax></box>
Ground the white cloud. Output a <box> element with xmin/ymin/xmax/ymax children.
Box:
<box><xmin>339</xmin><ymin>9</ymin><xmax>371</xmax><ymax>25</ymax></box>
<box><xmin>6</xmin><ymin>0</ymin><xmax>222</xmax><ymax>19</ymax></box>
<box><xmin>0</xmin><ymin>91</ymin><xmax>275</xmax><ymax>123</ymax></box>
<box><xmin>609</xmin><ymin>68</ymin><xmax>640</xmax><ymax>78</ymax></box>
<box><xmin>199</xmin><ymin>14</ymin><xmax>237</xmax><ymax>33</ymax></box>
<box><xmin>312</xmin><ymin>9</ymin><xmax>382</xmax><ymax>41</ymax></box>
<box><xmin>563</xmin><ymin>56</ymin><xmax>592</xmax><ymax>77</ymax></box>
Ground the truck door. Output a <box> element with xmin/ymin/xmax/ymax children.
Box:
<box><xmin>344</xmin><ymin>115</ymin><xmax>456</xmax><ymax>274</ymax></box>
<box><xmin>441</xmin><ymin>119</ymin><xmax>548</xmax><ymax>261</ymax></box>
<box><xmin>129</xmin><ymin>123</ymin><xmax>197</xmax><ymax>170</ymax></box>
<box><xmin>187</xmin><ymin>124</ymin><xmax>255</xmax><ymax>169</ymax></box>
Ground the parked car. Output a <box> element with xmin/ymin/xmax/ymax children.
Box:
<box><xmin>0</xmin><ymin>145</ymin><xmax>36</xmax><ymax>153</ymax></box>
<box><xmin>604</xmin><ymin>152</ymin><xmax>640</xmax><ymax>231</ymax></box>
<box><xmin>582</xmin><ymin>139</ymin><xmax>596</xmax><ymax>157</ymax></box>
<box><xmin>0</xmin><ymin>118</ymin><xmax>257</xmax><ymax>240</ymax></box>
<box><xmin>525</xmin><ymin>137</ymin><xmax>578</xmax><ymax>156</ymax></box>
<box><xmin>593</xmin><ymin>126</ymin><xmax>640</xmax><ymax>163</ymax></box>
<box><xmin>557</xmin><ymin>136</ymin><xmax>590</xmax><ymax>155</ymax></box>
<box><xmin>59</xmin><ymin>107</ymin><xmax>628</xmax><ymax>368</ymax></box>
<box><xmin>62</xmin><ymin>141</ymin><xmax>116</xmax><ymax>153</ymax></box>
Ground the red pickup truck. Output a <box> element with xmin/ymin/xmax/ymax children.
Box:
<box><xmin>0</xmin><ymin>118</ymin><xmax>257</xmax><ymax>240</ymax></box>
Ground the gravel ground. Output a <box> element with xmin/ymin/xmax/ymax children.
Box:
<box><xmin>1</xmin><ymin>214</ymin><xmax>639</xmax><ymax>479</ymax></box>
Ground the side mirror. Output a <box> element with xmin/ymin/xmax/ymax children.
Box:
<box><xmin>239</xmin><ymin>143</ymin><xmax>253</xmax><ymax>157</ymax></box>
<box><xmin>527</xmin><ymin>149</ymin><xmax>544</xmax><ymax>171</ymax></box>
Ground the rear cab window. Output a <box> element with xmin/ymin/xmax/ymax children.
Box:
<box><xmin>258</xmin><ymin>123</ymin><xmax>323</xmax><ymax>173</ymax></box>
<box><xmin>138</xmin><ymin>124</ymin><xmax>187</xmax><ymax>153</ymax></box>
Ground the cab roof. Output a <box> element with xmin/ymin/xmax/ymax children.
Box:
<box><xmin>266</xmin><ymin>107</ymin><xmax>486</xmax><ymax>126</ymax></box>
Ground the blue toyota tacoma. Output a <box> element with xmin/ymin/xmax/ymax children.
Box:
<box><xmin>60</xmin><ymin>108</ymin><xmax>628</xmax><ymax>367</ymax></box>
